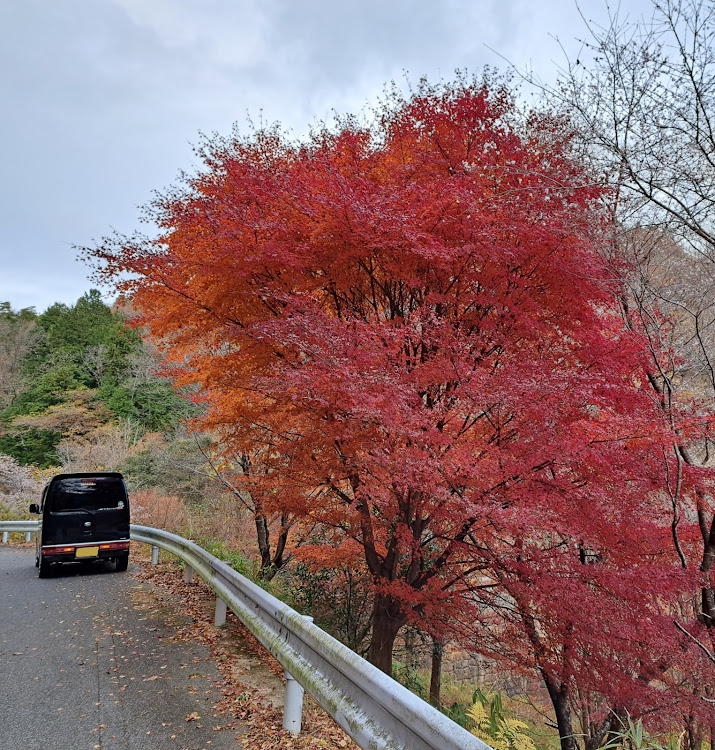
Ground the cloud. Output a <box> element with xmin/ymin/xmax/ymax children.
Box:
<box><xmin>0</xmin><ymin>0</ymin><xmax>654</xmax><ymax>311</ymax></box>
<box><xmin>110</xmin><ymin>0</ymin><xmax>271</xmax><ymax>68</ymax></box>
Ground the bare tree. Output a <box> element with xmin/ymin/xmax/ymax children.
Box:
<box><xmin>545</xmin><ymin>0</ymin><xmax>715</xmax><ymax>255</ymax></box>
<box><xmin>524</xmin><ymin>2</ymin><xmax>715</xmax><ymax>735</ymax></box>
<box><xmin>0</xmin><ymin>305</ymin><xmax>39</xmax><ymax>410</ymax></box>
<box><xmin>57</xmin><ymin>418</ymin><xmax>143</xmax><ymax>473</ymax></box>
<box><xmin>548</xmin><ymin>0</ymin><xmax>715</xmax><ymax>630</ymax></box>
<box><xmin>619</xmin><ymin>228</ymin><xmax>715</xmax><ymax>413</ymax></box>
<box><xmin>81</xmin><ymin>345</ymin><xmax>108</xmax><ymax>387</ymax></box>
<box><xmin>0</xmin><ymin>453</ymin><xmax>45</xmax><ymax>516</ymax></box>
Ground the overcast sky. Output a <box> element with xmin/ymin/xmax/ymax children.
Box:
<box><xmin>0</xmin><ymin>0</ymin><xmax>653</xmax><ymax>313</ymax></box>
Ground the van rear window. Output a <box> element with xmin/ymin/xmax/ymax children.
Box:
<box><xmin>48</xmin><ymin>477</ymin><xmax>127</xmax><ymax>512</ymax></box>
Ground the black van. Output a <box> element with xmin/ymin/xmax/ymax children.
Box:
<box><xmin>29</xmin><ymin>472</ymin><xmax>130</xmax><ymax>577</ymax></box>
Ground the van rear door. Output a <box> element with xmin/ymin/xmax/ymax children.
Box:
<box><xmin>44</xmin><ymin>475</ymin><xmax>130</xmax><ymax>545</ymax></box>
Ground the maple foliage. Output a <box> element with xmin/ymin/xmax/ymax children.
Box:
<box><xmin>87</xmin><ymin>77</ymin><xmax>711</xmax><ymax>743</ymax></box>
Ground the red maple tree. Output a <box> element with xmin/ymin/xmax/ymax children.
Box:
<box><xmin>88</xmin><ymin>77</ymin><xmax>710</xmax><ymax>743</ymax></box>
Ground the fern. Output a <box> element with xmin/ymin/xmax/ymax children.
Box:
<box><xmin>467</xmin><ymin>689</ymin><xmax>538</xmax><ymax>750</ymax></box>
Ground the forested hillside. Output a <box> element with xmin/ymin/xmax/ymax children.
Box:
<box><xmin>0</xmin><ymin>290</ymin><xmax>193</xmax><ymax>468</ymax></box>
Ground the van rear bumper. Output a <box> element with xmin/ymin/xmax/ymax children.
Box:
<box><xmin>41</xmin><ymin>540</ymin><xmax>130</xmax><ymax>562</ymax></box>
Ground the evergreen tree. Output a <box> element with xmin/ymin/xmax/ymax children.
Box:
<box><xmin>0</xmin><ymin>291</ymin><xmax>193</xmax><ymax>466</ymax></box>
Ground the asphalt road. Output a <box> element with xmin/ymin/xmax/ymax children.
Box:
<box><xmin>0</xmin><ymin>546</ymin><xmax>243</xmax><ymax>750</ymax></box>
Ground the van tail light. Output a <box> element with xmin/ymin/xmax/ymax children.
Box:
<box><xmin>99</xmin><ymin>542</ymin><xmax>130</xmax><ymax>551</ymax></box>
<box><xmin>43</xmin><ymin>546</ymin><xmax>75</xmax><ymax>555</ymax></box>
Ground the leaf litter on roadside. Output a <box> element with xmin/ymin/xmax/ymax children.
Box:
<box><xmin>133</xmin><ymin>550</ymin><xmax>359</xmax><ymax>749</ymax></box>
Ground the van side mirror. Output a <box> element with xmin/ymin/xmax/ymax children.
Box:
<box><xmin>29</xmin><ymin>503</ymin><xmax>39</xmax><ymax>514</ymax></box>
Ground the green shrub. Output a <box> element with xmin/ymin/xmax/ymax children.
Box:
<box><xmin>194</xmin><ymin>537</ymin><xmax>252</xmax><ymax>577</ymax></box>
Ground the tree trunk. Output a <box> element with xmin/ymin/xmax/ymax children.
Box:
<box><xmin>542</xmin><ymin>671</ymin><xmax>579</xmax><ymax>750</ymax></box>
<box><xmin>429</xmin><ymin>637</ymin><xmax>444</xmax><ymax>707</ymax></box>
<box><xmin>699</xmin><ymin>505</ymin><xmax>715</xmax><ymax>630</ymax></box>
<box><xmin>255</xmin><ymin>513</ymin><xmax>272</xmax><ymax>572</ymax></box>
<box><xmin>256</xmin><ymin>512</ymin><xmax>291</xmax><ymax>582</ymax></box>
<box><xmin>584</xmin><ymin>711</ymin><xmax>623</xmax><ymax>750</ymax></box>
<box><xmin>703</xmin><ymin>586</ymin><xmax>715</xmax><ymax>628</ymax></box>
<box><xmin>685</xmin><ymin>717</ymin><xmax>705</xmax><ymax>750</ymax></box>
<box><xmin>368</xmin><ymin>593</ymin><xmax>405</xmax><ymax>676</ymax></box>
<box><xmin>270</xmin><ymin>513</ymin><xmax>290</xmax><ymax>570</ymax></box>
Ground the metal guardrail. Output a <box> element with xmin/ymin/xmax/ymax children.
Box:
<box><xmin>0</xmin><ymin>519</ymin><xmax>38</xmax><ymax>543</ymax></box>
<box><xmin>1</xmin><ymin>520</ymin><xmax>489</xmax><ymax>750</ymax></box>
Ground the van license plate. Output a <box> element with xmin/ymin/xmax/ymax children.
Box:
<box><xmin>76</xmin><ymin>546</ymin><xmax>99</xmax><ymax>558</ymax></box>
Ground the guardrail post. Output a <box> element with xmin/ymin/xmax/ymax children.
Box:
<box><xmin>283</xmin><ymin>616</ymin><xmax>313</xmax><ymax>734</ymax></box>
<box><xmin>151</xmin><ymin>545</ymin><xmax>159</xmax><ymax>565</ymax></box>
<box><xmin>214</xmin><ymin>596</ymin><xmax>227</xmax><ymax>627</ymax></box>
<box><xmin>26</xmin><ymin>532</ymin><xmax>31</xmax><ymax>542</ymax></box>
<box><xmin>2</xmin><ymin>532</ymin><xmax>7</xmax><ymax>544</ymax></box>
<box><xmin>183</xmin><ymin>564</ymin><xmax>194</xmax><ymax>583</ymax></box>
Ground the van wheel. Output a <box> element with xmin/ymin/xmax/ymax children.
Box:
<box><xmin>115</xmin><ymin>555</ymin><xmax>129</xmax><ymax>572</ymax></box>
<box><xmin>38</xmin><ymin>560</ymin><xmax>51</xmax><ymax>578</ymax></box>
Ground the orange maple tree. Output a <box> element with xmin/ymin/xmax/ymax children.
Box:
<box><xmin>88</xmin><ymin>77</ymin><xmax>713</xmax><ymax>745</ymax></box>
